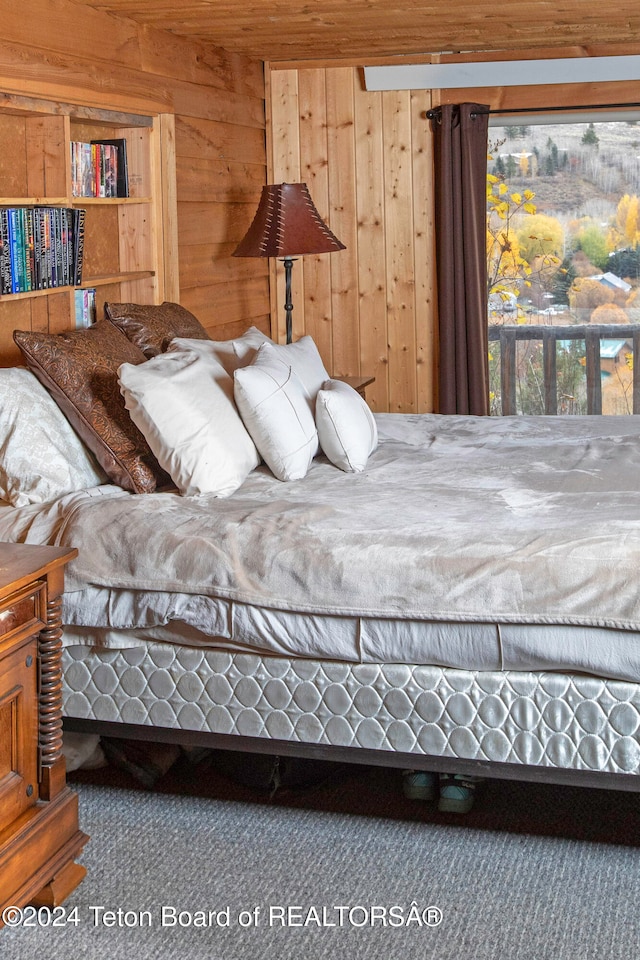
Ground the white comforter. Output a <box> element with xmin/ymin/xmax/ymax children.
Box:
<box><xmin>3</xmin><ymin>413</ymin><xmax>640</xmax><ymax>675</ymax></box>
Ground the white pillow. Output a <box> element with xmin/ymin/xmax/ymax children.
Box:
<box><xmin>0</xmin><ymin>367</ymin><xmax>105</xmax><ymax>506</ymax></box>
<box><xmin>170</xmin><ymin>326</ymin><xmax>271</xmax><ymax>377</ymax></box>
<box><xmin>315</xmin><ymin>379</ymin><xmax>378</xmax><ymax>472</ymax></box>
<box><xmin>118</xmin><ymin>350</ymin><xmax>259</xmax><ymax>497</ymax></box>
<box><xmin>233</xmin><ymin>343</ymin><xmax>318</xmax><ymax>481</ymax></box>
<box><xmin>261</xmin><ymin>336</ymin><xmax>329</xmax><ymax>400</ymax></box>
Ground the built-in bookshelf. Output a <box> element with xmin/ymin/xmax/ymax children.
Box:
<box><xmin>0</xmin><ymin>95</ymin><xmax>176</xmax><ymax>363</ymax></box>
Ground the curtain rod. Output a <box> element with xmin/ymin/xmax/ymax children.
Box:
<box><xmin>427</xmin><ymin>101</ymin><xmax>640</xmax><ymax>120</ymax></box>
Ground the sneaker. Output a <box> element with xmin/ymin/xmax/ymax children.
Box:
<box><xmin>402</xmin><ymin>770</ymin><xmax>437</xmax><ymax>801</ymax></box>
<box><xmin>438</xmin><ymin>774</ymin><xmax>479</xmax><ymax>814</ymax></box>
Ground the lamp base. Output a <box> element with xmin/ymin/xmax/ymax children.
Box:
<box><xmin>282</xmin><ymin>256</ymin><xmax>296</xmax><ymax>344</ymax></box>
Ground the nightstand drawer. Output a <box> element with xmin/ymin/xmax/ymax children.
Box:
<box><xmin>0</xmin><ymin>583</ymin><xmax>45</xmax><ymax>651</ymax></box>
<box><xmin>0</xmin><ymin>637</ymin><xmax>38</xmax><ymax>832</ymax></box>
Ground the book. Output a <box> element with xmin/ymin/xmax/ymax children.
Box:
<box><xmin>24</xmin><ymin>208</ymin><xmax>35</xmax><ymax>291</ymax></box>
<box><xmin>42</xmin><ymin>208</ymin><xmax>52</xmax><ymax>289</ymax></box>
<box><xmin>8</xmin><ymin>209</ymin><xmax>25</xmax><ymax>293</ymax></box>
<box><xmin>73</xmin><ymin>208</ymin><xmax>86</xmax><ymax>286</ymax></box>
<box><xmin>0</xmin><ymin>209</ymin><xmax>11</xmax><ymax>295</ymax></box>
<box><xmin>31</xmin><ymin>208</ymin><xmax>42</xmax><ymax>290</ymax></box>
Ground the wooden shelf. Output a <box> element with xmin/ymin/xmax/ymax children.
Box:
<box><xmin>0</xmin><ymin>271</ymin><xmax>155</xmax><ymax>300</ymax></box>
<box><xmin>0</xmin><ymin>198</ymin><xmax>68</xmax><ymax>206</ymax></box>
<box><xmin>0</xmin><ymin>287</ymin><xmax>70</xmax><ymax>302</ymax></box>
<box><xmin>0</xmin><ymin>198</ymin><xmax>152</xmax><ymax>207</ymax></box>
<box><xmin>71</xmin><ymin>196</ymin><xmax>152</xmax><ymax>206</ymax></box>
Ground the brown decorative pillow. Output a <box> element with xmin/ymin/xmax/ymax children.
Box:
<box><xmin>13</xmin><ymin>320</ymin><xmax>169</xmax><ymax>494</ymax></box>
<box><xmin>104</xmin><ymin>301</ymin><xmax>209</xmax><ymax>358</ymax></box>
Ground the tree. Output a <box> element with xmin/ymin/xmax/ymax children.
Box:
<box><xmin>569</xmin><ymin>278</ymin><xmax>615</xmax><ymax>315</ymax></box>
<box><xmin>590</xmin><ymin>303</ymin><xmax>628</xmax><ymax>324</ymax></box>
<box><xmin>544</xmin><ymin>138</ymin><xmax>560</xmax><ymax>175</ymax></box>
<box><xmin>625</xmin><ymin>288</ymin><xmax>640</xmax><ymax>322</ymax></box>
<box><xmin>550</xmin><ymin>257</ymin><xmax>577</xmax><ymax>305</ymax></box>
<box><xmin>492</xmin><ymin>154</ymin><xmax>506</xmax><ymax>178</ymax></box>
<box><xmin>575</xmin><ymin>224</ymin><xmax>609</xmax><ymax>271</ymax></box>
<box><xmin>609</xmin><ymin>195</ymin><xmax>640</xmax><ymax>251</ymax></box>
<box><xmin>486</xmin><ymin>173</ymin><xmax>536</xmax><ymax>305</ymax></box>
<box><xmin>608</xmin><ymin>247</ymin><xmax>640</xmax><ymax>280</ymax></box>
<box><xmin>515</xmin><ymin>213</ymin><xmax>564</xmax><ymax>263</ymax></box>
<box><xmin>581</xmin><ymin>122</ymin><xmax>599</xmax><ymax>146</ymax></box>
<box><xmin>518</xmin><ymin>151</ymin><xmax>529</xmax><ymax>177</ymax></box>
<box><xmin>571</xmin><ymin>249</ymin><xmax>600</xmax><ymax>277</ymax></box>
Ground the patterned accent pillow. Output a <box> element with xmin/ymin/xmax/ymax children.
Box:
<box><xmin>13</xmin><ymin>320</ymin><xmax>169</xmax><ymax>494</ymax></box>
<box><xmin>105</xmin><ymin>301</ymin><xmax>209</xmax><ymax>358</ymax></box>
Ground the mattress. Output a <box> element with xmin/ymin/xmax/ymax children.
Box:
<box><xmin>62</xmin><ymin>641</ymin><xmax>640</xmax><ymax>778</ymax></box>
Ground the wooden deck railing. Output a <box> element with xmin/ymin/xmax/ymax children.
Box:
<box><xmin>488</xmin><ymin>323</ymin><xmax>640</xmax><ymax>415</ymax></box>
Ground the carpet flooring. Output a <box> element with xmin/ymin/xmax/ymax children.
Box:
<box><xmin>3</xmin><ymin>749</ymin><xmax>640</xmax><ymax>960</ymax></box>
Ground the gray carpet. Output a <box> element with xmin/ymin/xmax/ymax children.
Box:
<box><xmin>3</xmin><ymin>762</ymin><xmax>640</xmax><ymax>959</ymax></box>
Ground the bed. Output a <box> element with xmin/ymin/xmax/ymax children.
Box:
<box><xmin>3</xmin><ymin>303</ymin><xmax>640</xmax><ymax>793</ymax></box>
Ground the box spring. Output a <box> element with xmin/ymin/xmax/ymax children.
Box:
<box><xmin>62</xmin><ymin>642</ymin><xmax>640</xmax><ymax>792</ymax></box>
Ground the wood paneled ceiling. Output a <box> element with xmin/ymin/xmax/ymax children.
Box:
<box><xmin>72</xmin><ymin>1</ymin><xmax>640</xmax><ymax>63</ymax></box>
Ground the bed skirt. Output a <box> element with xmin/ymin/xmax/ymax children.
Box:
<box><xmin>61</xmin><ymin>641</ymin><xmax>640</xmax><ymax>791</ymax></box>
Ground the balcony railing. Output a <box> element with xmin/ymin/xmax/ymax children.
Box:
<box><xmin>488</xmin><ymin>323</ymin><xmax>640</xmax><ymax>416</ymax></box>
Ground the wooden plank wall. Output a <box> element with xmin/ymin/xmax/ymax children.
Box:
<box><xmin>0</xmin><ymin>0</ymin><xmax>270</xmax><ymax>359</ymax></box>
<box><xmin>268</xmin><ymin>66</ymin><xmax>436</xmax><ymax>413</ymax></box>
<box><xmin>173</xmin><ymin>72</ymin><xmax>270</xmax><ymax>338</ymax></box>
<box><xmin>268</xmin><ymin>53</ymin><xmax>640</xmax><ymax>414</ymax></box>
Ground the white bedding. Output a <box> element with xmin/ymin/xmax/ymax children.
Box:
<box><xmin>3</xmin><ymin>412</ymin><xmax>640</xmax><ymax>680</ymax></box>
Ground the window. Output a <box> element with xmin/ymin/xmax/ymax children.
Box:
<box><xmin>487</xmin><ymin>115</ymin><xmax>640</xmax><ymax>415</ymax></box>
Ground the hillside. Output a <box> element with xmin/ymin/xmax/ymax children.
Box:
<box><xmin>491</xmin><ymin>119</ymin><xmax>640</xmax><ymax>222</ymax></box>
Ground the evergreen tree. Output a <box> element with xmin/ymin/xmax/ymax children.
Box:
<box><xmin>608</xmin><ymin>247</ymin><xmax>640</xmax><ymax>280</ymax></box>
<box><xmin>551</xmin><ymin>257</ymin><xmax>577</xmax><ymax>305</ymax></box>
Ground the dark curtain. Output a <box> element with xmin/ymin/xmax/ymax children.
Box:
<box><xmin>432</xmin><ymin>103</ymin><xmax>490</xmax><ymax>415</ymax></box>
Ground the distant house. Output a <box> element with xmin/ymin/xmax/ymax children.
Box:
<box><xmin>589</xmin><ymin>272</ymin><xmax>632</xmax><ymax>294</ymax></box>
<box><xmin>557</xmin><ymin>338</ymin><xmax>632</xmax><ymax>377</ymax></box>
<box><xmin>599</xmin><ymin>339</ymin><xmax>633</xmax><ymax>376</ymax></box>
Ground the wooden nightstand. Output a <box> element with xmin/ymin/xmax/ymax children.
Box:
<box><xmin>0</xmin><ymin>543</ymin><xmax>88</xmax><ymax>923</ymax></box>
<box><xmin>334</xmin><ymin>375</ymin><xmax>375</xmax><ymax>399</ymax></box>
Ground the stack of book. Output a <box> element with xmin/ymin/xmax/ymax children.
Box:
<box><xmin>71</xmin><ymin>139</ymin><xmax>129</xmax><ymax>199</ymax></box>
<box><xmin>74</xmin><ymin>288</ymin><xmax>96</xmax><ymax>328</ymax></box>
<box><xmin>0</xmin><ymin>207</ymin><xmax>85</xmax><ymax>294</ymax></box>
